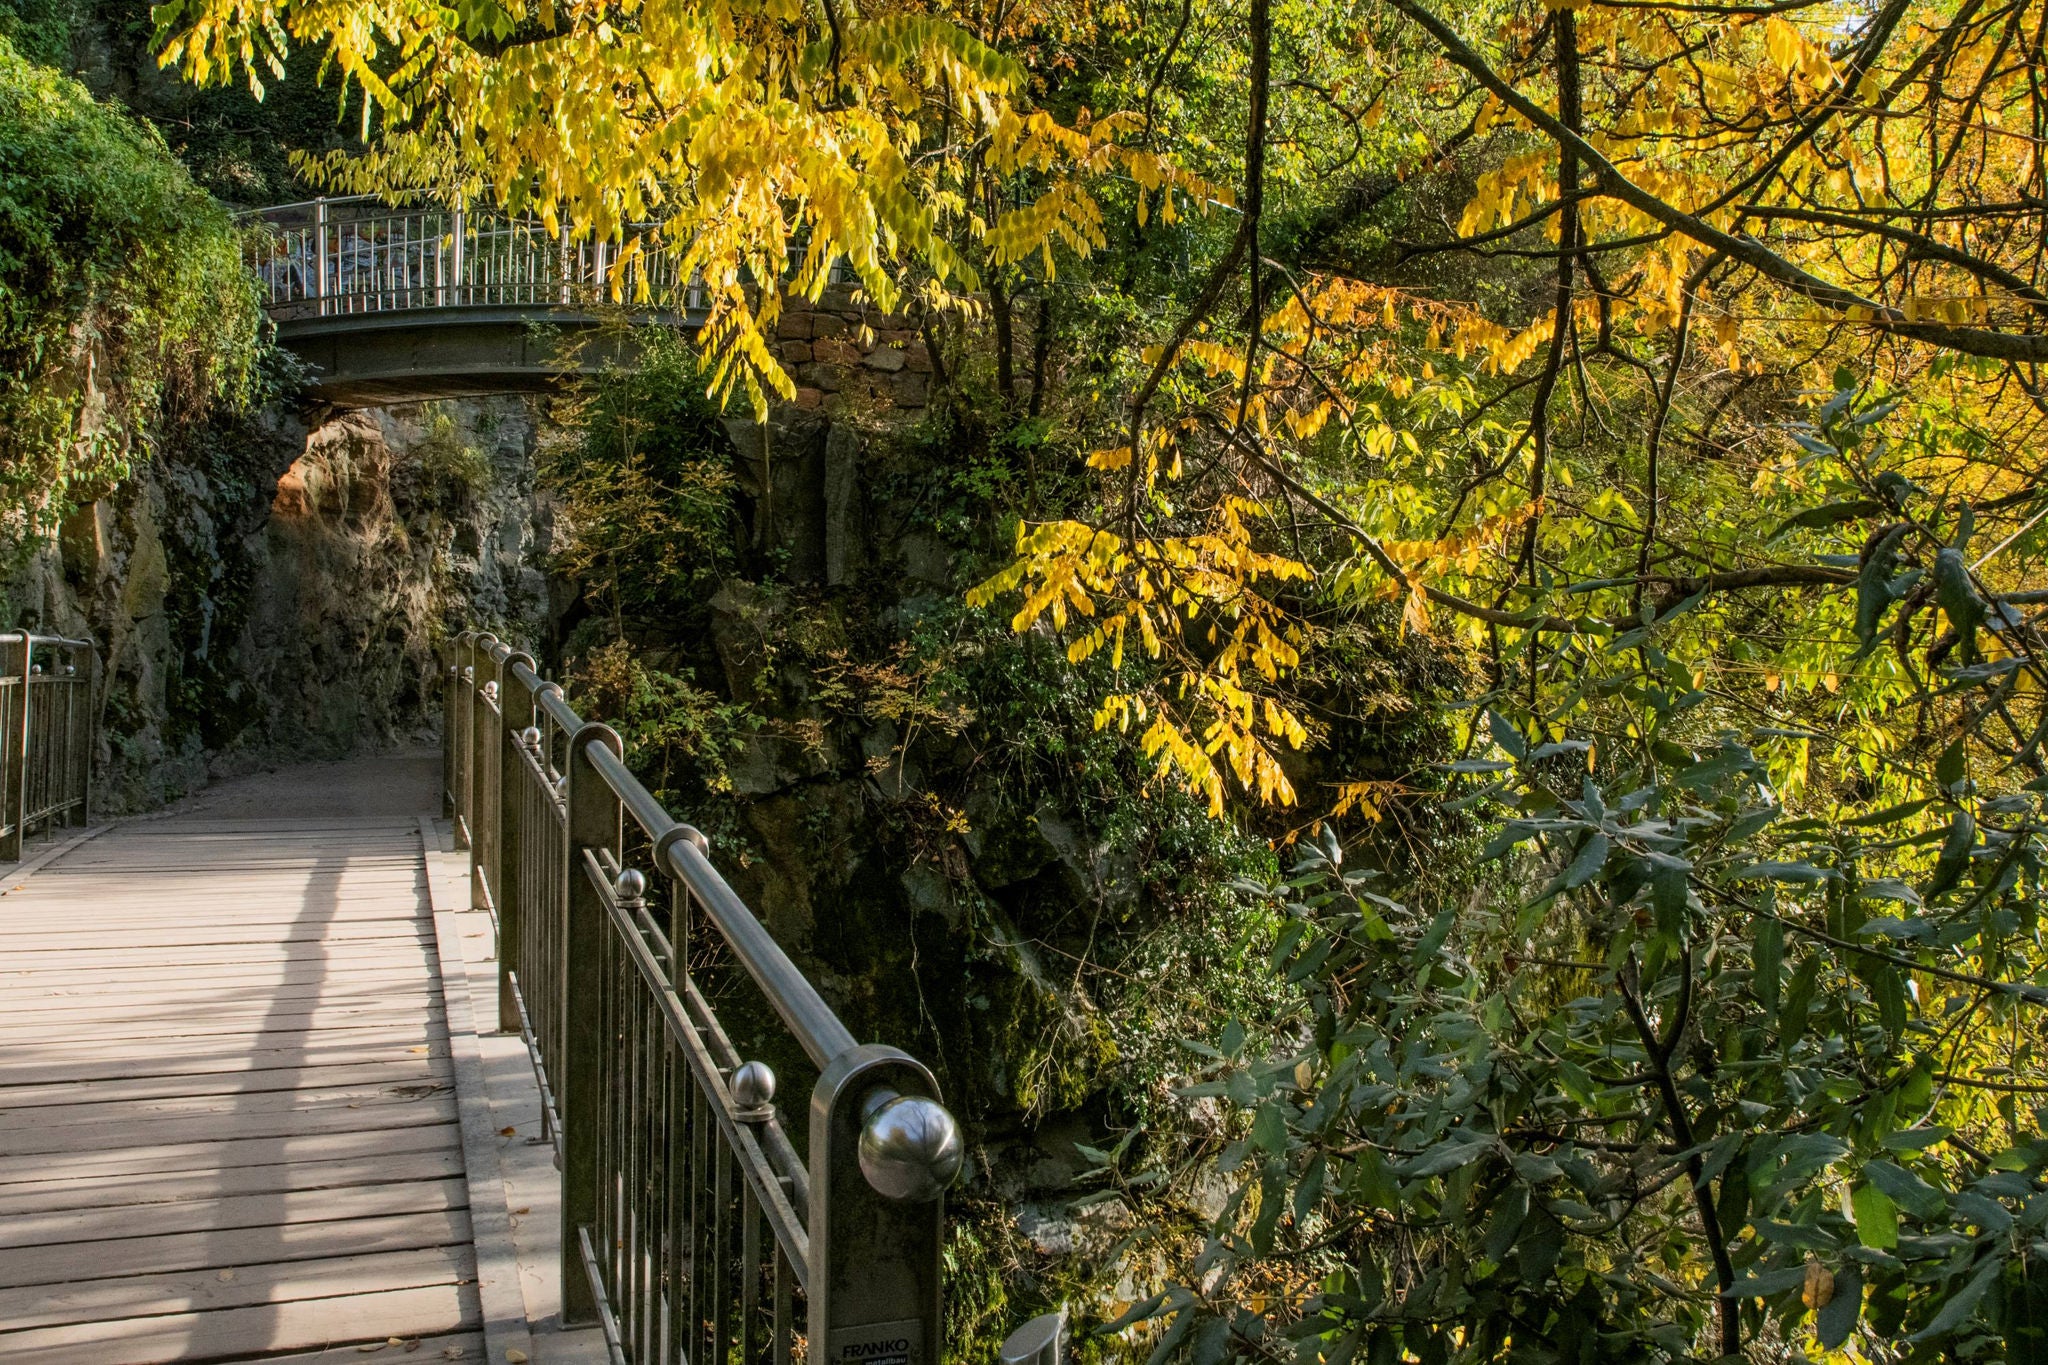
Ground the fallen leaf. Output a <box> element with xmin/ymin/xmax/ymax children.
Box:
<box><xmin>408</xmin><ymin>1047</ymin><xmax>429</xmax><ymax>1054</ymax></box>
<box><xmin>443</xmin><ymin>1351</ymin><xmax>465</xmax><ymax>1361</ymax></box>
<box><xmin>511</xmin><ymin>1207</ymin><xmax>529</xmax><ymax>1215</ymax></box>
<box><xmin>389</xmin><ymin>1339</ymin><xmax>406</xmax><ymax>1347</ymax></box>
<box><xmin>356</xmin><ymin>1346</ymin><xmax>385</xmax><ymax>1355</ymax></box>
<box><xmin>217</xmin><ymin>1270</ymin><xmax>236</xmax><ymax>1282</ymax></box>
<box><xmin>404</xmin><ymin>1342</ymin><xmax>422</xmax><ymax>1353</ymax></box>
<box><xmin>506</xmin><ymin>1352</ymin><xmax>529</xmax><ymax>1364</ymax></box>
<box><xmin>499</xmin><ymin>1127</ymin><xmax>517</xmax><ymax>1137</ymax></box>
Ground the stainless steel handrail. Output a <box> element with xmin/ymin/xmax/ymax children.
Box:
<box><xmin>0</xmin><ymin>633</ymin><xmax>94</xmax><ymax>861</ymax></box>
<box><xmin>445</xmin><ymin>630</ymin><xmax>966</xmax><ymax>1365</ymax></box>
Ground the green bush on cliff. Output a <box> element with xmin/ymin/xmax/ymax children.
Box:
<box><xmin>0</xmin><ymin>34</ymin><xmax>261</xmax><ymax>563</ymax></box>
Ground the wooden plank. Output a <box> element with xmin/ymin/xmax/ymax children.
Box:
<box><xmin>0</xmin><ymin>970</ymin><xmax>444</xmax><ymax>1015</ymax></box>
<box><xmin>0</xmin><ymin>1029</ymin><xmax>450</xmax><ymax>1071</ymax></box>
<box><xmin>0</xmin><ymin>994</ymin><xmax>437</xmax><ymax>1026</ymax></box>
<box><xmin>0</xmin><ymin>922</ymin><xmax>434</xmax><ymax>950</ymax></box>
<box><xmin>0</xmin><ymin>1280</ymin><xmax>479</xmax><ymax>1362</ymax></box>
<box><xmin>0</xmin><ymin>1077</ymin><xmax>456</xmax><ymax>1133</ymax></box>
<box><xmin>0</xmin><ymin>1057</ymin><xmax>452</xmax><ymax>1111</ymax></box>
<box><xmin>0</xmin><ymin>1092</ymin><xmax>459</xmax><ymax>1155</ymax></box>
<box><xmin>0</xmin><ymin>1004</ymin><xmax>445</xmax><ymax>1047</ymax></box>
<box><xmin>0</xmin><ymin>966</ymin><xmax>441</xmax><ymax>997</ymax></box>
<box><xmin>0</xmin><ymin>1036</ymin><xmax>452</xmax><ymax>1088</ymax></box>
<box><xmin>0</xmin><ymin>1176</ymin><xmax>468</xmax><ymax>1249</ymax></box>
<box><xmin>234</xmin><ymin>1329</ymin><xmax>488</xmax><ymax>1364</ymax></box>
<box><xmin>0</xmin><ymin>939</ymin><xmax>439</xmax><ymax>970</ymax></box>
<box><xmin>0</xmin><ymin>1208</ymin><xmax>473</xmax><ymax>1288</ymax></box>
<box><xmin>0</xmin><ymin>958</ymin><xmax>439</xmax><ymax>987</ymax></box>
<box><xmin>0</xmin><ymin>1122</ymin><xmax>460</xmax><ymax>1185</ymax></box>
<box><xmin>0</xmin><ymin>1245</ymin><xmax>472</xmax><ymax>1332</ymax></box>
<box><xmin>0</xmin><ymin>1147</ymin><xmax>467</xmax><ymax>1217</ymax></box>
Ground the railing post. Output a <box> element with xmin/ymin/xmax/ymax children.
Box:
<box><xmin>456</xmin><ymin>634</ymin><xmax>477</xmax><ymax>850</ymax></box>
<box><xmin>314</xmin><ymin>197</ymin><xmax>330</xmax><ymax>316</ymax></box>
<box><xmin>469</xmin><ymin>634</ymin><xmax>500</xmax><ymax>910</ymax></box>
<box><xmin>809</xmin><ymin>1047</ymin><xmax>962</xmax><ymax>1365</ymax></box>
<box><xmin>71</xmin><ymin>652</ymin><xmax>89</xmax><ymax>827</ymax></box>
<box><xmin>452</xmin><ymin>207</ymin><xmax>467</xmax><ymax>307</ymax></box>
<box><xmin>0</xmin><ymin>636</ymin><xmax>25</xmax><ymax>862</ymax></box>
<box><xmin>560</xmin><ymin>721</ymin><xmax>623</xmax><ymax>1327</ymax></box>
<box><xmin>496</xmin><ymin>653</ymin><xmax>535</xmax><ymax>1034</ymax></box>
<box><xmin>442</xmin><ymin>644</ymin><xmax>458</xmax><ymax>820</ymax></box>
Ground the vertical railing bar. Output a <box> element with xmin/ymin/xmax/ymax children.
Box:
<box><xmin>743</xmin><ymin>1181</ymin><xmax>762</xmax><ymax>1365</ymax></box>
<box><xmin>773</xmin><ymin>1248</ymin><xmax>792</xmax><ymax>1365</ymax></box>
<box><xmin>714</xmin><ymin>1129</ymin><xmax>731</xmax><ymax>1365</ymax></box>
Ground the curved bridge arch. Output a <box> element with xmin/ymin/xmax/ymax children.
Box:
<box><xmin>250</xmin><ymin>197</ymin><xmax>703</xmax><ymax>407</ymax></box>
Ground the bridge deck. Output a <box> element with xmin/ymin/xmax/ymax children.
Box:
<box><xmin>0</xmin><ymin>766</ymin><xmax>489</xmax><ymax>1362</ymax></box>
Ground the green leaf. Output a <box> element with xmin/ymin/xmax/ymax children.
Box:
<box><xmin>1816</xmin><ymin>1263</ymin><xmax>1862</xmax><ymax>1349</ymax></box>
<box><xmin>1850</xmin><ymin>1182</ymin><xmax>1898</xmax><ymax>1249</ymax></box>
<box><xmin>1907</xmin><ymin>1253</ymin><xmax>2005</xmax><ymax>1343</ymax></box>
<box><xmin>1861</xmin><ymin>1159</ymin><xmax>1948</xmax><ymax>1220</ymax></box>
<box><xmin>1097</xmin><ymin>1293</ymin><xmax>1169</xmax><ymax>1334</ymax></box>
<box><xmin>1754</xmin><ymin>917</ymin><xmax>1784</xmax><ymax>1018</ymax></box>
<box><xmin>1923</xmin><ymin>809</ymin><xmax>1975</xmax><ymax>901</ymax></box>
<box><xmin>1397</xmin><ymin>1134</ymin><xmax>1493</xmax><ymax>1180</ymax></box>
<box><xmin>1733</xmin><ymin>861</ymin><xmax>1837</xmax><ymax>884</ymax></box>
<box><xmin>1251</xmin><ymin>1102</ymin><xmax>1290</xmax><ymax>1154</ymax></box>
<box><xmin>1488</xmin><ymin>710</ymin><xmax>1526</xmax><ymax>760</ymax></box>
<box><xmin>1934</xmin><ymin>546</ymin><xmax>1986</xmax><ymax>662</ymax></box>
<box><xmin>1844</xmin><ymin>797</ymin><xmax>1933</xmax><ymax>826</ymax></box>
<box><xmin>1769</xmin><ymin>499</ymin><xmax>1883</xmax><ymax>540</ymax></box>
<box><xmin>1853</xmin><ymin>524</ymin><xmax>1912</xmax><ymax>655</ymax></box>
<box><xmin>1936</xmin><ymin>736</ymin><xmax>1968</xmax><ymax>791</ymax></box>
<box><xmin>1560</xmin><ymin>833</ymin><xmax>1608</xmax><ymax>891</ymax></box>
<box><xmin>1144</xmin><ymin>1305</ymin><xmax>1197</xmax><ymax>1365</ymax></box>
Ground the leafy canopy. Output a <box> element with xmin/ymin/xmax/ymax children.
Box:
<box><xmin>151</xmin><ymin>0</ymin><xmax>1217</xmax><ymax>412</ymax></box>
<box><xmin>0</xmin><ymin>34</ymin><xmax>260</xmax><ymax>567</ymax></box>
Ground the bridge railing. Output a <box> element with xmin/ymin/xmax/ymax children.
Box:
<box><xmin>0</xmin><ymin>633</ymin><xmax>93</xmax><ymax>862</ymax></box>
<box><xmin>247</xmin><ymin>197</ymin><xmax>704</xmax><ymax>320</ymax></box>
<box><xmin>446</xmin><ymin>631</ymin><xmax>981</xmax><ymax>1365</ymax></box>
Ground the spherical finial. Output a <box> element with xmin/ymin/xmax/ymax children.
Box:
<box><xmin>732</xmin><ymin>1060</ymin><xmax>776</xmax><ymax>1113</ymax></box>
<box><xmin>520</xmin><ymin>725</ymin><xmax>542</xmax><ymax>751</ymax></box>
<box><xmin>481</xmin><ymin>681</ymin><xmax>498</xmax><ymax>702</ymax></box>
<box><xmin>858</xmin><ymin>1091</ymin><xmax>964</xmax><ymax>1202</ymax></box>
<box><xmin>614</xmin><ymin>868</ymin><xmax>647</xmax><ymax>902</ymax></box>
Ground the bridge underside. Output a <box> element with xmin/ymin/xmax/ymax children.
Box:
<box><xmin>275</xmin><ymin>306</ymin><xmax>676</xmax><ymax>408</ymax></box>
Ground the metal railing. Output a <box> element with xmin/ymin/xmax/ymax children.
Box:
<box><xmin>0</xmin><ymin>634</ymin><xmax>93</xmax><ymax>862</ymax></box>
<box><xmin>446</xmin><ymin>631</ymin><xmax>992</xmax><ymax>1365</ymax></box>
<box><xmin>247</xmin><ymin>197</ymin><xmax>702</xmax><ymax>320</ymax></box>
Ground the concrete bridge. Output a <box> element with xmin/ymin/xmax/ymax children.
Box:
<box><xmin>249</xmin><ymin>199</ymin><xmax>700</xmax><ymax>408</ymax></box>
<box><xmin>247</xmin><ymin>199</ymin><xmax>935</xmax><ymax>414</ymax></box>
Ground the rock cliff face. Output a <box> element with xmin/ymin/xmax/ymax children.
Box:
<box><xmin>5</xmin><ymin>395</ymin><xmax>553</xmax><ymax>811</ymax></box>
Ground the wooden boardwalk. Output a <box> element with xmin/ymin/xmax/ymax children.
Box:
<box><xmin>0</xmin><ymin>809</ymin><xmax>486</xmax><ymax>1362</ymax></box>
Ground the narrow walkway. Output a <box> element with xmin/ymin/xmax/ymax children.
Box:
<box><xmin>0</xmin><ymin>754</ymin><xmax>486</xmax><ymax>1362</ymax></box>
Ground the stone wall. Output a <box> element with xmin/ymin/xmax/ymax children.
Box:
<box><xmin>6</xmin><ymin>395</ymin><xmax>553</xmax><ymax>812</ymax></box>
<box><xmin>775</xmin><ymin>291</ymin><xmax>937</xmax><ymax>413</ymax></box>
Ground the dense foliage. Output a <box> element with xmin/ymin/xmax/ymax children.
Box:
<box><xmin>157</xmin><ymin>0</ymin><xmax>2048</xmax><ymax>1358</ymax></box>
<box><xmin>0</xmin><ymin>32</ymin><xmax>260</xmax><ymax>567</ymax></box>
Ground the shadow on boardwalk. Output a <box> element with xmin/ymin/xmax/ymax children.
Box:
<box><xmin>0</xmin><ymin>748</ymin><xmax>487</xmax><ymax>1362</ymax></box>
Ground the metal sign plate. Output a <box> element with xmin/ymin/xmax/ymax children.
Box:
<box><xmin>828</xmin><ymin>1318</ymin><xmax>925</xmax><ymax>1365</ymax></box>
